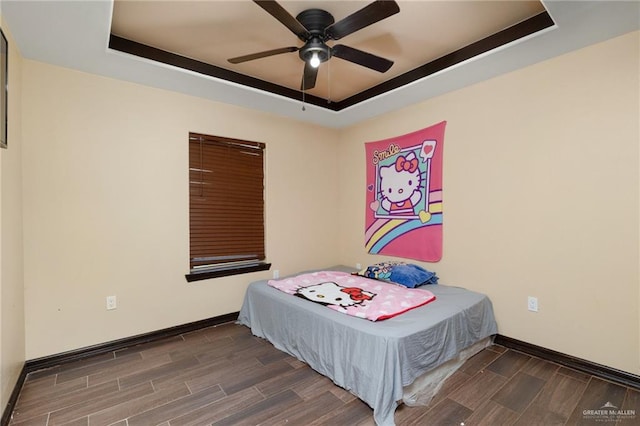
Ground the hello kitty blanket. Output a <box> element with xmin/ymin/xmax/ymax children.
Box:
<box><xmin>267</xmin><ymin>270</ymin><xmax>436</xmax><ymax>321</ymax></box>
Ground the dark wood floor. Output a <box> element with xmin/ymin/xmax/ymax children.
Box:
<box><xmin>7</xmin><ymin>322</ymin><xmax>639</xmax><ymax>425</ymax></box>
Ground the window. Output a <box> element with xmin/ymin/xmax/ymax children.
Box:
<box><xmin>186</xmin><ymin>132</ymin><xmax>270</xmax><ymax>282</ymax></box>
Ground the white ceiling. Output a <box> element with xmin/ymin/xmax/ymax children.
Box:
<box><xmin>1</xmin><ymin>1</ymin><xmax>639</xmax><ymax>128</ymax></box>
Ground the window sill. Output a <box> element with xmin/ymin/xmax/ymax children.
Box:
<box><xmin>185</xmin><ymin>262</ymin><xmax>271</xmax><ymax>282</ymax></box>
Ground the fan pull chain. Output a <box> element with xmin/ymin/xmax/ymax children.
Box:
<box><xmin>327</xmin><ymin>57</ymin><xmax>331</xmax><ymax>104</ymax></box>
<box><xmin>302</xmin><ymin>88</ymin><xmax>306</xmax><ymax>111</ymax></box>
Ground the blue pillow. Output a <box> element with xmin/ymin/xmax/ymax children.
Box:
<box><xmin>355</xmin><ymin>261</ymin><xmax>438</xmax><ymax>288</ymax></box>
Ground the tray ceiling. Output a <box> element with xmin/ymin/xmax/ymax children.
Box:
<box><xmin>2</xmin><ymin>1</ymin><xmax>639</xmax><ymax>128</ymax></box>
<box><xmin>110</xmin><ymin>1</ymin><xmax>549</xmax><ymax>109</ymax></box>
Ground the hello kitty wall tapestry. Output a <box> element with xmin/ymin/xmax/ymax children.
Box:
<box><xmin>365</xmin><ymin>121</ymin><xmax>446</xmax><ymax>262</ymax></box>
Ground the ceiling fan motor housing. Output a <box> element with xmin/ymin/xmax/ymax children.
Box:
<box><xmin>296</xmin><ymin>9</ymin><xmax>334</xmax><ymax>64</ymax></box>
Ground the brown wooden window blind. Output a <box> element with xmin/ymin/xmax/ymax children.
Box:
<box><xmin>188</xmin><ymin>132</ymin><xmax>266</xmax><ymax>274</ymax></box>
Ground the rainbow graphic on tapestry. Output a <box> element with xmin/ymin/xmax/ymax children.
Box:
<box><xmin>365</xmin><ymin>121</ymin><xmax>446</xmax><ymax>262</ymax></box>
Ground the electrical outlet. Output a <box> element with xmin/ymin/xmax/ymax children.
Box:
<box><xmin>273</xmin><ymin>269</ymin><xmax>279</xmax><ymax>279</ymax></box>
<box><xmin>106</xmin><ymin>295</ymin><xmax>117</xmax><ymax>310</ymax></box>
<box><xmin>527</xmin><ymin>296</ymin><xmax>538</xmax><ymax>312</ymax></box>
<box><xmin>356</xmin><ymin>263</ymin><xmax>362</xmax><ymax>270</ymax></box>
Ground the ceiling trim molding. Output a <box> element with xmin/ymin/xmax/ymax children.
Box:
<box><xmin>108</xmin><ymin>34</ymin><xmax>332</xmax><ymax>110</ymax></box>
<box><xmin>108</xmin><ymin>11</ymin><xmax>554</xmax><ymax>112</ymax></box>
<box><xmin>336</xmin><ymin>11</ymin><xmax>554</xmax><ymax>109</ymax></box>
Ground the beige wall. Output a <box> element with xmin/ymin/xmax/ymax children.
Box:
<box><xmin>0</xmin><ymin>19</ymin><xmax>25</xmax><ymax>411</ymax></box>
<box><xmin>21</xmin><ymin>60</ymin><xmax>340</xmax><ymax>359</ymax></box>
<box><xmin>338</xmin><ymin>31</ymin><xmax>640</xmax><ymax>374</ymax></box>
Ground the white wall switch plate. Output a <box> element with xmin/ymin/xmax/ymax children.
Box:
<box><xmin>527</xmin><ymin>296</ymin><xmax>538</xmax><ymax>312</ymax></box>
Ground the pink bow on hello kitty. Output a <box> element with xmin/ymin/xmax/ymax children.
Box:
<box><xmin>395</xmin><ymin>155</ymin><xmax>418</xmax><ymax>173</ymax></box>
<box><xmin>340</xmin><ymin>287</ymin><xmax>373</xmax><ymax>301</ymax></box>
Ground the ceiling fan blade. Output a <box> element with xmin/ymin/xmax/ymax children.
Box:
<box><xmin>301</xmin><ymin>62</ymin><xmax>318</xmax><ymax>90</ymax></box>
<box><xmin>331</xmin><ymin>44</ymin><xmax>393</xmax><ymax>73</ymax></box>
<box><xmin>325</xmin><ymin>0</ymin><xmax>399</xmax><ymax>41</ymax></box>
<box><xmin>253</xmin><ymin>0</ymin><xmax>310</xmax><ymax>40</ymax></box>
<box><xmin>228</xmin><ymin>46</ymin><xmax>298</xmax><ymax>64</ymax></box>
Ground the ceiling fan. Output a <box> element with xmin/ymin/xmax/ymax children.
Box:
<box><xmin>228</xmin><ymin>0</ymin><xmax>400</xmax><ymax>91</ymax></box>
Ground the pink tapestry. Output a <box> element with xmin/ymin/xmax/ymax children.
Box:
<box><xmin>365</xmin><ymin>121</ymin><xmax>446</xmax><ymax>262</ymax></box>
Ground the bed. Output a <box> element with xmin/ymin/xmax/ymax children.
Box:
<box><xmin>237</xmin><ymin>265</ymin><xmax>498</xmax><ymax>425</ymax></box>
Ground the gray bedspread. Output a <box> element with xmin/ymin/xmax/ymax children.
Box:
<box><xmin>237</xmin><ymin>266</ymin><xmax>498</xmax><ymax>425</ymax></box>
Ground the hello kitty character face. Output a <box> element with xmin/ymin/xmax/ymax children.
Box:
<box><xmin>296</xmin><ymin>282</ymin><xmax>375</xmax><ymax>307</ymax></box>
<box><xmin>379</xmin><ymin>152</ymin><xmax>422</xmax><ymax>215</ymax></box>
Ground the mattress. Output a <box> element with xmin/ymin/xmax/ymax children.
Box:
<box><xmin>237</xmin><ymin>266</ymin><xmax>498</xmax><ymax>425</ymax></box>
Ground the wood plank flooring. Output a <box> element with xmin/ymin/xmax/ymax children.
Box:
<box><xmin>7</xmin><ymin>322</ymin><xmax>639</xmax><ymax>425</ymax></box>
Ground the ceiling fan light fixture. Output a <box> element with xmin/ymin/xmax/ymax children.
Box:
<box><xmin>309</xmin><ymin>52</ymin><xmax>321</xmax><ymax>68</ymax></box>
<box><xmin>299</xmin><ymin>36</ymin><xmax>330</xmax><ymax>67</ymax></box>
